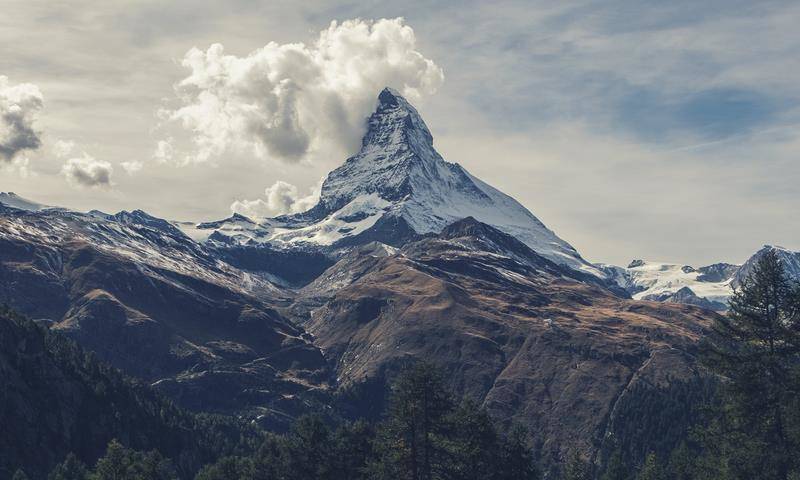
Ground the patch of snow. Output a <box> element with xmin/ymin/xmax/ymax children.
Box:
<box><xmin>0</xmin><ymin>192</ymin><xmax>48</xmax><ymax>211</ymax></box>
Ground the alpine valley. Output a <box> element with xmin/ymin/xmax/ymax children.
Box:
<box><xmin>1</xmin><ymin>89</ymin><xmax>798</xmax><ymax>477</ymax></box>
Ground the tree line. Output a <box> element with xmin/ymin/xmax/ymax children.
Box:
<box><xmin>16</xmin><ymin>363</ymin><xmax>537</xmax><ymax>480</ymax></box>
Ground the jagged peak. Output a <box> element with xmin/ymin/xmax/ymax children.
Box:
<box><xmin>361</xmin><ymin>87</ymin><xmax>434</xmax><ymax>150</ymax></box>
<box><xmin>377</xmin><ymin>87</ymin><xmax>403</xmax><ymax>107</ymax></box>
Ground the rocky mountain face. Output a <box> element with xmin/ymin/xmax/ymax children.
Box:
<box><xmin>0</xmin><ymin>204</ymin><xmax>330</xmax><ymax>428</ymax></box>
<box><xmin>0</xmin><ymin>89</ymin><xmax>736</xmax><ymax>469</ymax></box>
<box><xmin>292</xmin><ymin>217</ymin><xmax>715</xmax><ymax>466</ymax></box>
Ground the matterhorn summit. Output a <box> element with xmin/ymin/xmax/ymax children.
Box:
<box><xmin>193</xmin><ymin>88</ymin><xmax>600</xmax><ymax>276</ymax></box>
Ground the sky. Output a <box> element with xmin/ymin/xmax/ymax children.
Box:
<box><xmin>1</xmin><ymin>0</ymin><xmax>799</xmax><ymax>267</ymax></box>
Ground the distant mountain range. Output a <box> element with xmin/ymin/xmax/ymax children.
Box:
<box><xmin>597</xmin><ymin>245</ymin><xmax>800</xmax><ymax>311</ymax></box>
<box><xmin>1</xmin><ymin>88</ymin><xmax>795</xmax><ymax>473</ymax></box>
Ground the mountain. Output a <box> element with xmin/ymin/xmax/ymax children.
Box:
<box><xmin>600</xmin><ymin>245</ymin><xmax>800</xmax><ymax>311</ymax></box>
<box><xmin>0</xmin><ymin>89</ymin><xmax>730</xmax><ymax>472</ymax></box>
<box><xmin>293</xmin><ymin>216</ymin><xmax>717</xmax><ymax>469</ymax></box>
<box><xmin>0</xmin><ymin>203</ymin><xmax>330</xmax><ymax>428</ymax></box>
<box><xmin>0</xmin><ymin>307</ymin><xmax>252</xmax><ymax>479</ymax></box>
<box><xmin>733</xmin><ymin>245</ymin><xmax>800</xmax><ymax>288</ymax></box>
<box><xmin>0</xmin><ymin>191</ymin><xmax>48</xmax><ymax>211</ymax></box>
<box><xmin>188</xmin><ymin>88</ymin><xmax>603</xmax><ymax>278</ymax></box>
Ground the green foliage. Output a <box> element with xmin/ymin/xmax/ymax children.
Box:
<box><xmin>48</xmin><ymin>454</ymin><xmax>89</xmax><ymax>480</ymax></box>
<box><xmin>601</xmin><ymin>449</ymin><xmax>631</xmax><ymax>480</ymax></box>
<box><xmin>636</xmin><ymin>453</ymin><xmax>665</xmax><ymax>480</ymax></box>
<box><xmin>602</xmin><ymin>375</ymin><xmax>717</xmax><ymax>470</ymax></box>
<box><xmin>0</xmin><ymin>306</ymin><xmax>260</xmax><ymax>479</ymax></box>
<box><xmin>369</xmin><ymin>362</ymin><xmax>539</xmax><ymax>480</ymax></box>
<box><xmin>497</xmin><ymin>424</ymin><xmax>539</xmax><ymax>480</ymax></box>
<box><xmin>92</xmin><ymin>439</ymin><xmax>177</xmax><ymax>480</ymax></box>
<box><xmin>665</xmin><ymin>442</ymin><xmax>694</xmax><ymax>480</ymax></box>
<box><xmin>13</xmin><ymin>470</ymin><xmax>31</xmax><ymax>480</ymax></box>
<box><xmin>562</xmin><ymin>451</ymin><xmax>591</xmax><ymax>480</ymax></box>
<box><xmin>187</xmin><ymin>361</ymin><xmax>538</xmax><ymax>480</ymax></box>
<box><xmin>371</xmin><ymin>362</ymin><xmax>454</xmax><ymax>480</ymax></box>
<box><xmin>701</xmin><ymin>250</ymin><xmax>800</xmax><ymax>479</ymax></box>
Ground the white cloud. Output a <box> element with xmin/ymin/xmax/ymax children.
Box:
<box><xmin>52</xmin><ymin>139</ymin><xmax>76</xmax><ymax>158</ymax></box>
<box><xmin>230</xmin><ymin>178</ymin><xmax>323</xmax><ymax>219</ymax></box>
<box><xmin>164</xmin><ymin>17</ymin><xmax>443</xmax><ymax>165</ymax></box>
<box><xmin>121</xmin><ymin>160</ymin><xmax>143</xmax><ymax>174</ymax></box>
<box><xmin>153</xmin><ymin>138</ymin><xmax>174</xmax><ymax>163</ymax></box>
<box><xmin>0</xmin><ymin>76</ymin><xmax>43</xmax><ymax>162</ymax></box>
<box><xmin>61</xmin><ymin>153</ymin><xmax>114</xmax><ymax>188</ymax></box>
<box><xmin>0</xmin><ymin>155</ymin><xmax>33</xmax><ymax>178</ymax></box>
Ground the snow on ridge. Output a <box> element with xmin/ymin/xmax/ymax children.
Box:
<box><xmin>195</xmin><ymin>88</ymin><xmax>602</xmax><ymax>277</ymax></box>
<box><xmin>0</xmin><ymin>192</ymin><xmax>49</xmax><ymax>211</ymax></box>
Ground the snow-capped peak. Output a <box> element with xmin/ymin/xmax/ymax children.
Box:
<box><xmin>733</xmin><ymin>245</ymin><xmax>800</xmax><ymax>288</ymax></box>
<box><xmin>196</xmin><ymin>88</ymin><xmax>601</xmax><ymax>276</ymax></box>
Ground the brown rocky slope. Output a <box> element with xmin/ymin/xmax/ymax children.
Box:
<box><xmin>294</xmin><ymin>217</ymin><xmax>717</xmax><ymax>467</ymax></box>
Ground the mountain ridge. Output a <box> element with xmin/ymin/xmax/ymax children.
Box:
<box><xmin>186</xmin><ymin>88</ymin><xmax>602</xmax><ymax>277</ymax></box>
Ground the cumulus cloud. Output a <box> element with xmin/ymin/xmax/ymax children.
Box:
<box><xmin>231</xmin><ymin>178</ymin><xmax>323</xmax><ymax>219</ymax></box>
<box><xmin>61</xmin><ymin>153</ymin><xmax>114</xmax><ymax>188</ymax></box>
<box><xmin>0</xmin><ymin>76</ymin><xmax>44</xmax><ymax>162</ymax></box>
<box><xmin>164</xmin><ymin>17</ymin><xmax>443</xmax><ymax>165</ymax></box>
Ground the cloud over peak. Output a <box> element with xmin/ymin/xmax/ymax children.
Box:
<box><xmin>163</xmin><ymin>17</ymin><xmax>443</xmax><ymax>165</ymax></box>
<box><xmin>0</xmin><ymin>76</ymin><xmax>43</xmax><ymax>162</ymax></box>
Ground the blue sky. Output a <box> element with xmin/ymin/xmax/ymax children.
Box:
<box><xmin>1</xmin><ymin>0</ymin><xmax>798</xmax><ymax>265</ymax></box>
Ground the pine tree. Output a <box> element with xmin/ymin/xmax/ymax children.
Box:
<box><xmin>665</xmin><ymin>442</ymin><xmax>693</xmax><ymax>480</ymax></box>
<box><xmin>563</xmin><ymin>450</ymin><xmax>591</xmax><ymax>480</ymax></box>
<box><xmin>601</xmin><ymin>449</ymin><xmax>630</xmax><ymax>480</ymax></box>
<box><xmin>330</xmin><ymin>420</ymin><xmax>374</xmax><ymax>480</ymax></box>
<box><xmin>446</xmin><ymin>399</ymin><xmax>501</xmax><ymax>480</ymax></box>
<box><xmin>371</xmin><ymin>362</ymin><xmax>453</xmax><ymax>480</ymax></box>
<box><xmin>703</xmin><ymin>250</ymin><xmax>800</xmax><ymax>478</ymax></box>
<box><xmin>497</xmin><ymin>425</ymin><xmax>539</xmax><ymax>480</ymax></box>
<box><xmin>194</xmin><ymin>456</ymin><xmax>253</xmax><ymax>480</ymax></box>
<box><xmin>12</xmin><ymin>470</ymin><xmax>30</xmax><ymax>480</ymax></box>
<box><xmin>282</xmin><ymin>414</ymin><xmax>334</xmax><ymax>480</ymax></box>
<box><xmin>93</xmin><ymin>440</ymin><xmax>130</xmax><ymax>480</ymax></box>
<box><xmin>636</xmin><ymin>453</ymin><xmax>664</xmax><ymax>480</ymax></box>
<box><xmin>48</xmin><ymin>454</ymin><xmax>89</xmax><ymax>480</ymax></box>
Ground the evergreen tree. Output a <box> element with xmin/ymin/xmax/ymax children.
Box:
<box><xmin>93</xmin><ymin>440</ymin><xmax>130</xmax><ymax>480</ymax></box>
<box><xmin>92</xmin><ymin>439</ymin><xmax>177</xmax><ymax>480</ymax></box>
<box><xmin>703</xmin><ymin>250</ymin><xmax>800</xmax><ymax>479</ymax></box>
<box><xmin>636</xmin><ymin>453</ymin><xmax>664</xmax><ymax>480</ymax></box>
<box><xmin>330</xmin><ymin>420</ymin><xmax>374</xmax><ymax>480</ymax></box>
<box><xmin>12</xmin><ymin>470</ymin><xmax>30</xmax><ymax>480</ymax></box>
<box><xmin>194</xmin><ymin>456</ymin><xmax>253</xmax><ymax>480</ymax></box>
<box><xmin>497</xmin><ymin>425</ymin><xmax>539</xmax><ymax>480</ymax></box>
<box><xmin>281</xmin><ymin>414</ymin><xmax>334</xmax><ymax>480</ymax></box>
<box><xmin>48</xmin><ymin>454</ymin><xmax>89</xmax><ymax>480</ymax></box>
<box><xmin>371</xmin><ymin>362</ymin><xmax>452</xmax><ymax>480</ymax></box>
<box><xmin>445</xmin><ymin>399</ymin><xmax>501</xmax><ymax>480</ymax></box>
<box><xmin>562</xmin><ymin>450</ymin><xmax>591</xmax><ymax>480</ymax></box>
<box><xmin>666</xmin><ymin>442</ymin><xmax>694</xmax><ymax>480</ymax></box>
<box><xmin>601</xmin><ymin>449</ymin><xmax>630</xmax><ymax>480</ymax></box>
